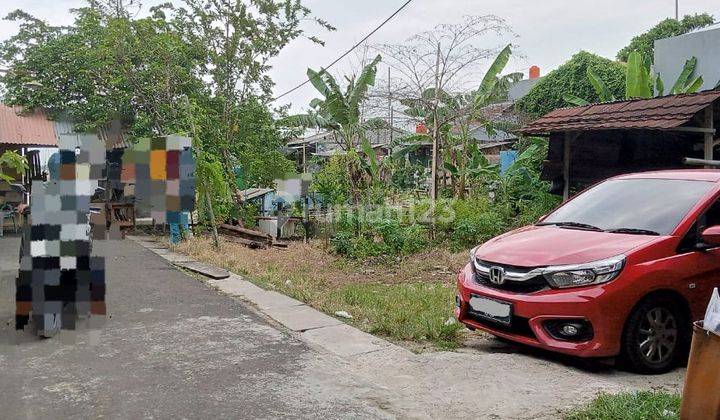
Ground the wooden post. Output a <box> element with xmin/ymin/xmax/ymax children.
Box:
<box><xmin>303</xmin><ymin>195</ymin><xmax>309</xmax><ymax>244</ymax></box>
<box><xmin>704</xmin><ymin>106</ymin><xmax>715</xmax><ymax>167</ymax></box>
<box><xmin>563</xmin><ymin>132</ymin><xmax>572</xmax><ymax>201</ymax></box>
<box><xmin>302</xmin><ymin>143</ymin><xmax>306</xmax><ymax>174</ymax></box>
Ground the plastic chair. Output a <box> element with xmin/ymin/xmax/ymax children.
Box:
<box><xmin>0</xmin><ymin>203</ymin><xmax>18</xmax><ymax>237</ymax></box>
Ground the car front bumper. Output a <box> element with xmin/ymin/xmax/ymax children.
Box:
<box><xmin>455</xmin><ymin>264</ymin><xmax>624</xmax><ymax>358</ymax></box>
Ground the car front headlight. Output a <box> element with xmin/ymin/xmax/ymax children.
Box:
<box><xmin>469</xmin><ymin>246</ymin><xmax>479</xmax><ymax>266</ymax></box>
<box><xmin>542</xmin><ymin>255</ymin><xmax>626</xmax><ymax>288</ymax></box>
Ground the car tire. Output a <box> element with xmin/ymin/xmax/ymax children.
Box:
<box><xmin>619</xmin><ymin>296</ymin><xmax>690</xmax><ymax>374</ymax></box>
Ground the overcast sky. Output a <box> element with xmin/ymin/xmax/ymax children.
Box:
<box><xmin>1</xmin><ymin>0</ymin><xmax>719</xmax><ymax>113</ymax></box>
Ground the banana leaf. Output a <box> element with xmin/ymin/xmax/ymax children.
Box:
<box><xmin>655</xmin><ymin>73</ymin><xmax>665</xmax><ymax>96</ymax></box>
<box><xmin>563</xmin><ymin>93</ymin><xmax>590</xmax><ymax>106</ymax></box>
<box><xmin>626</xmin><ymin>51</ymin><xmax>652</xmax><ymax>99</ymax></box>
<box><xmin>348</xmin><ymin>55</ymin><xmax>382</xmax><ymax>124</ymax></box>
<box><xmin>360</xmin><ymin>137</ymin><xmax>378</xmax><ymax>179</ymax></box>
<box><xmin>683</xmin><ymin>76</ymin><xmax>704</xmax><ymax>93</ymax></box>
<box><xmin>475</xmin><ymin>44</ymin><xmax>512</xmax><ymax>106</ymax></box>
<box><xmin>391</xmin><ymin>143</ymin><xmax>422</xmax><ymax>160</ymax></box>
<box><xmin>670</xmin><ymin>57</ymin><xmax>697</xmax><ymax>94</ymax></box>
<box><xmin>307</xmin><ymin>68</ymin><xmax>330</xmax><ymax>97</ymax></box>
<box><xmin>587</xmin><ymin>67</ymin><xmax>616</xmax><ymax>102</ymax></box>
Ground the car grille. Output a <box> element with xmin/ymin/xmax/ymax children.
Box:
<box><xmin>473</xmin><ymin>261</ymin><xmax>549</xmax><ymax>293</ymax></box>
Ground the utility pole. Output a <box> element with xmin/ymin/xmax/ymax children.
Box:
<box><xmin>430</xmin><ymin>43</ymin><xmax>441</xmax><ymax>202</ymax></box>
<box><xmin>388</xmin><ymin>66</ymin><xmax>393</xmax><ymax>144</ymax></box>
<box><xmin>675</xmin><ymin>0</ymin><xmax>679</xmax><ymax>20</ymax></box>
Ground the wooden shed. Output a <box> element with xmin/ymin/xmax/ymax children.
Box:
<box><xmin>519</xmin><ymin>90</ymin><xmax>720</xmax><ymax>199</ymax></box>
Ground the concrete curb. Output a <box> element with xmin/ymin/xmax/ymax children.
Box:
<box><xmin>127</xmin><ymin>236</ymin><xmax>408</xmax><ymax>357</ymax></box>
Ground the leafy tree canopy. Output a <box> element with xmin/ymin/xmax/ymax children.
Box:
<box><xmin>0</xmin><ymin>7</ymin><xmax>206</xmax><ymax>135</ymax></box>
<box><xmin>616</xmin><ymin>13</ymin><xmax>715</xmax><ymax>62</ymax></box>
<box><xmin>515</xmin><ymin>51</ymin><xmax>626</xmax><ymax>117</ymax></box>
<box><xmin>0</xmin><ymin>1</ymin><xmax>322</xmax><ymax>198</ymax></box>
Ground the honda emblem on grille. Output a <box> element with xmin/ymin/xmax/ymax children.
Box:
<box><xmin>489</xmin><ymin>266</ymin><xmax>506</xmax><ymax>285</ymax></box>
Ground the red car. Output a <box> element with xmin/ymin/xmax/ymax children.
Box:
<box><xmin>456</xmin><ymin>170</ymin><xmax>720</xmax><ymax>373</ymax></box>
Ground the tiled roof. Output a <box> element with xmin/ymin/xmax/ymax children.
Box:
<box><xmin>0</xmin><ymin>104</ymin><xmax>57</xmax><ymax>147</ymax></box>
<box><xmin>519</xmin><ymin>90</ymin><xmax>720</xmax><ymax>135</ymax></box>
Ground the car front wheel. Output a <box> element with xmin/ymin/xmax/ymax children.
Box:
<box><xmin>620</xmin><ymin>296</ymin><xmax>689</xmax><ymax>374</ymax></box>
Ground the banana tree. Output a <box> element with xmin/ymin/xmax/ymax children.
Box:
<box><xmin>280</xmin><ymin>55</ymin><xmax>384</xmax><ymax>202</ymax></box>
<box><xmin>445</xmin><ymin>44</ymin><xmax>516</xmax><ymax>198</ymax></box>
<box><xmin>443</xmin><ymin>141</ymin><xmax>499</xmax><ymax>196</ymax></box>
<box><xmin>396</xmin><ymin>44</ymin><xmax>516</xmax><ymax>198</ymax></box>
<box><xmin>284</xmin><ymin>55</ymin><xmax>383</xmax><ymax>150</ymax></box>
<box><xmin>564</xmin><ymin>51</ymin><xmax>704</xmax><ymax>106</ymax></box>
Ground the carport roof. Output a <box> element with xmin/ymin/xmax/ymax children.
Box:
<box><xmin>519</xmin><ymin>90</ymin><xmax>720</xmax><ymax>135</ymax></box>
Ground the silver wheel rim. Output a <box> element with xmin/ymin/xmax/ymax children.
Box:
<box><xmin>638</xmin><ymin>307</ymin><xmax>677</xmax><ymax>365</ymax></box>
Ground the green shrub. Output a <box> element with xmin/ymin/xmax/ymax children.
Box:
<box><xmin>515</xmin><ymin>51</ymin><xmax>626</xmax><ymax>117</ymax></box>
<box><xmin>434</xmin><ymin>197</ymin><xmax>507</xmax><ymax>249</ymax></box>
<box><xmin>237</xmin><ymin>202</ymin><xmax>260</xmax><ymax>228</ymax></box>
<box><xmin>311</xmin><ymin>155</ymin><xmax>352</xmax><ymax>205</ymax></box>
<box><xmin>327</xmin><ymin>139</ymin><xmax>561</xmax><ymax>259</ymax></box>
<box><xmin>389</xmin><ymin>159</ymin><xmax>425</xmax><ymax>191</ymax></box>
<box><xmin>329</xmin><ymin>207</ymin><xmax>430</xmax><ymax>260</ymax></box>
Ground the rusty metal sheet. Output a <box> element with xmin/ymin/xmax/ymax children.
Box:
<box><xmin>0</xmin><ymin>104</ymin><xmax>57</xmax><ymax>147</ymax></box>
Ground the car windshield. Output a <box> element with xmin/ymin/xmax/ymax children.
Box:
<box><xmin>540</xmin><ymin>178</ymin><xmax>715</xmax><ymax>235</ymax></box>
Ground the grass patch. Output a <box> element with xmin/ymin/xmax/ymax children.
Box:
<box><xmin>565</xmin><ymin>391</ymin><xmax>681</xmax><ymax>420</ymax></box>
<box><xmin>175</xmin><ymin>236</ymin><xmax>464</xmax><ymax>348</ymax></box>
<box><xmin>324</xmin><ymin>282</ymin><xmax>461</xmax><ymax>349</ymax></box>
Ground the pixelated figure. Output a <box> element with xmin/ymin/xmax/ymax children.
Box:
<box><xmin>15</xmin><ymin>134</ymin><xmax>106</xmax><ymax>337</ymax></box>
<box><xmin>113</xmin><ymin>135</ymin><xmax>195</xmax><ymax>241</ymax></box>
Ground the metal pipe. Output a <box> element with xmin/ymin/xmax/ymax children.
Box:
<box><xmin>683</xmin><ymin>157</ymin><xmax>720</xmax><ymax>167</ymax></box>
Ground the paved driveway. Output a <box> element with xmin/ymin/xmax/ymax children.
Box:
<box><xmin>0</xmin><ymin>236</ymin><xmax>390</xmax><ymax>419</ymax></box>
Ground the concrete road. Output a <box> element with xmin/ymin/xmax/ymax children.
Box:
<box><xmin>0</xmin><ymin>236</ymin><xmax>390</xmax><ymax>419</ymax></box>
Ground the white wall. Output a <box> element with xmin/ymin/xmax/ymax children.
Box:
<box><xmin>654</xmin><ymin>25</ymin><xmax>720</xmax><ymax>93</ymax></box>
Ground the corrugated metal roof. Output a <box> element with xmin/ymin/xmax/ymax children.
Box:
<box><xmin>519</xmin><ymin>90</ymin><xmax>720</xmax><ymax>135</ymax></box>
<box><xmin>241</xmin><ymin>187</ymin><xmax>274</xmax><ymax>200</ymax></box>
<box><xmin>292</xmin><ymin>127</ymin><xmax>410</xmax><ymax>148</ymax></box>
<box><xmin>0</xmin><ymin>104</ymin><xmax>58</xmax><ymax>147</ymax></box>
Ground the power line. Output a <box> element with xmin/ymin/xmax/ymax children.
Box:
<box><xmin>272</xmin><ymin>0</ymin><xmax>414</xmax><ymax>102</ymax></box>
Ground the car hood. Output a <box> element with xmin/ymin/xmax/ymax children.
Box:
<box><xmin>474</xmin><ymin>225</ymin><xmax>659</xmax><ymax>266</ymax></box>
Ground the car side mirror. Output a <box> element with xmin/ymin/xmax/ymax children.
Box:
<box><xmin>701</xmin><ymin>226</ymin><xmax>720</xmax><ymax>247</ymax></box>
